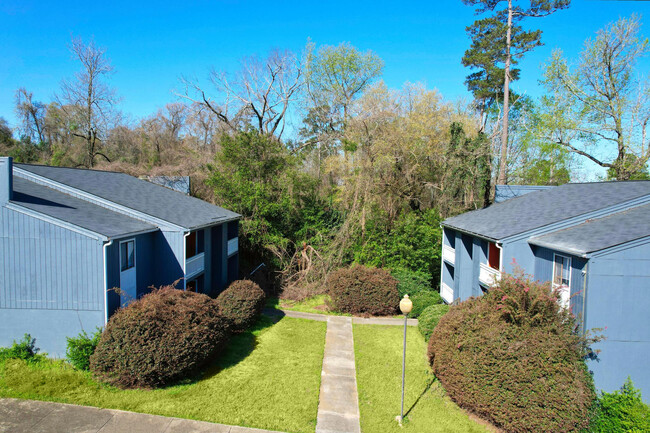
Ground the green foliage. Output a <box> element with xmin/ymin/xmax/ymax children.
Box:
<box><xmin>90</xmin><ymin>287</ymin><xmax>229</xmax><ymax>389</ymax></box>
<box><xmin>0</xmin><ymin>318</ymin><xmax>326</xmax><ymax>433</ymax></box>
<box><xmin>541</xmin><ymin>15</ymin><xmax>650</xmax><ymax>181</ymax></box>
<box><xmin>327</xmin><ymin>265</ymin><xmax>399</xmax><ymax>316</ymax></box>
<box><xmin>392</xmin><ymin>268</ymin><xmax>432</xmax><ymax>298</ymax></box>
<box><xmin>461</xmin><ymin>0</ymin><xmax>569</xmax><ymax>112</ymax></box>
<box><xmin>208</xmin><ymin>130</ymin><xmax>329</xmax><ymax>274</ymax></box>
<box><xmin>591</xmin><ymin>378</ymin><xmax>650</xmax><ymax>432</ymax></box>
<box><xmin>353</xmin><ymin>209</ymin><xmax>442</xmax><ymax>280</ymax></box>
<box><xmin>418</xmin><ymin>304</ymin><xmax>450</xmax><ymax>341</ymax></box>
<box><xmin>0</xmin><ymin>334</ymin><xmax>43</xmax><ymax>363</ymax></box>
<box><xmin>408</xmin><ymin>291</ymin><xmax>443</xmax><ymax>319</ymax></box>
<box><xmin>216</xmin><ymin>280</ymin><xmax>266</xmax><ymax>332</ymax></box>
<box><xmin>66</xmin><ymin>328</ymin><xmax>102</xmax><ymax>371</ymax></box>
<box><xmin>428</xmin><ymin>272</ymin><xmax>595</xmax><ymax>432</ymax></box>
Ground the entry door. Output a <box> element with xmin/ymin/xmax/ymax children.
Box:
<box><xmin>119</xmin><ymin>239</ymin><xmax>137</xmax><ymax>305</ymax></box>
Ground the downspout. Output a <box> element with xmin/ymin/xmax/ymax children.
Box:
<box><xmin>183</xmin><ymin>231</ymin><xmax>190</xmax><ymax>290</ymax></box>
<box><xmin>581</xmin><ymin>263</ymin><xmax>588</xmax><ymax>334</ymax></box>
<box><xmin>102</xmin><ymin>239</ymin><xmax>114</xmax><ymax>325</ymax></box>
<box><xmin>496</xmin><ymin>242</ymin><xmax>504</xmax><ymax>273</ymax></box>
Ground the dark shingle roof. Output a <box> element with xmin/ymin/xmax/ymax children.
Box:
<box><xmin>11</xmin><ymin>177</ymin><xmax>157</xmax><ymax>238</ymax></box>
<box><xmin>15</xmin><ymin>164</ymin><xmax>239</xmax><ymax>229</ymax></box>
<box><xmin>529</xmin><ymin>204</ymin><xmax>650</xmax><ymax>255</ymax></box>
<box><xmin>443</xmin><ymin>181</ymin><xmax>650</xmax><ymax>241</ymax></box>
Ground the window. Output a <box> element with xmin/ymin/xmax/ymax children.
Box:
<box><xmin>488</xmin><ymin>242</ymin><xmax>500</xmax><ymax>270</ymax></box>
<box><xmin>552</xmin><ymin>254</ymin><xmax>571</xmax><ymax>308</ymax></box>
<box><xmin>120</xmin><ymin>240</ymin><xmax>135</xmax><ymax>271</ymax></box>
<box><xmin>186</xmin><ymin>230</ymin><xmax>205</xmax><ymax>259</ymax></box>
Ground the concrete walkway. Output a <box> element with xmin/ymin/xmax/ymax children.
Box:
<box><xmin>0</xmin><ymin>398</ymin><xmax>284</xmax><ymax>433</ymax></box>
<box><xmin>315</xmin><ymin>316</ymin><xmax>360</xmax><ymax>433</ymax></box>
<box><xmin>2</xmin><ymin>311</ymin><xmax>397</xmax><ymax>433</ymax></box>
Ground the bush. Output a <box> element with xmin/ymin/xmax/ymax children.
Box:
<box><xmin>392</xmin><ymin>268</ymin><xmax>433</xmax><ymax>298</ymax></box>
<box><xmin>327</xmin><ymin>265</ymin><xmax>399</xmax><ymax>316</ymax></box>
<box><xmin>216</xmin><ymin>280</ymin><xmax>266</xmax><ymax>332</ymax></box>
<box><xmin>408</xmin><ymin>291</ymin><xmax>443</xmax><ymax>318</ymax></box>
<box><xmin>90</xmin><ymin>287</ymin><xmax>229</xmax><ymax>389</ymax></box>
<box><xmin>66</xmin><ymin>328</ymin><xmax>102</xmax><ymax>371</ymax></box>
<box><xmin>591</xmin><ymin>378</ymin><xmax>650</xmax><ymax>432</ymax></box>
<box><xmin>418</xmin><ymin>304</ymin><xmax>449</xmax><ymax>341</ymax></box>
<box><xmin>0</xmin><ymin>334</ymin><xmax>43</xmax><ymax>363</ymax></box>
<box><xmin>428</xmin><ymin>272</ymin><xmax>595</xmax><ymax>433</ymax></box>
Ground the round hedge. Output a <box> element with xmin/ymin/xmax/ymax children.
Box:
<box><xmin>418</xmin><ymin>304</ymin><xmax>449</xmax><ymax>341</ymax></box>
<box><xmin>216</xmin><ymin>280</ymin><xmax>265</xmax><ymax>332</ymax></box>
<box><xmin>428</xmin><ymin>273</ymin><xmax>595</xmax><ymax>433</ymax></box>
<box><xmin>327</xmin><ymin>265</ymin><xmax>399</xmax><ymax>316</ymax></box>
<box><xmin>90</xmin><ymin>287</ymin><xmax>229</xmax><ymax>389</ymax></box>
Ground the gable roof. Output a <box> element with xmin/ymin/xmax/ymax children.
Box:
<box><xmin>528</xmin><ymin>203</ymin><xmax>650</xmax><ymax>256</ymax></box>
<box><xmin>442</xmin><ymin>181</ymin><xmax>650</xmax><ymax>241</ymax></box>
<box><xmin>15</xmin><ymin>164</ymin><xmax>239</xmax><ymax>230</ymax></box>
<box><xmin>11</xmin><ymin>177</ymin><xmax>157</xmax><ymax>238</ymax></box>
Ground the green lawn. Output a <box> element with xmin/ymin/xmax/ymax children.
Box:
<box><xmin>354</xmin><ymin>324</ymin><xmax>489</xmax><ymax>433</ymax></box>
<box><xmin>267</xmin><ymin>294</ymin><xmax>351</xmax><ymax>316</ymax></box>
<box><xmin>0</xmin><ymin>317</ymin><xmax>326</xmax><ymax>433</ymax></box>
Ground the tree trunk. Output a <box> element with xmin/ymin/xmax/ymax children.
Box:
<box><xmin>497</xmin><ymin>0</ymin><xmax>513</xmax><ymax>185</ymax></box>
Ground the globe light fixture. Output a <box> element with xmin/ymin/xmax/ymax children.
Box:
<box><xmin>397</xmin><ymin>294</ymin><xmax>412</xmax><ymax>425</ymax></box>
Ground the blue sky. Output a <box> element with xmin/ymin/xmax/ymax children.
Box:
<box><xmin>1</xmin><ymin>0</ymin><xmax>649</xmax><ymax>141</ymax></box>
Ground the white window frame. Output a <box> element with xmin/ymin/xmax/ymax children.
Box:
<box><xmin>552</xmin><ymin>253</ymin><xmax>571</xmax><ymax>309</ymax></box>
<box><xmin>119</xmin><ymin>239</ymin><xmax>136</xmax><ymax>272</ymax></box>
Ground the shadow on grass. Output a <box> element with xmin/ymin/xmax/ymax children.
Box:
<box><xmin>404</xmin><ymin>376</ymin><xmax>436</xmax><ymax>418</ymax></box>
<box><xmin>174</xmin><ymin>315</ymin><xmax>279</xmax><ymax>387</ymax></box>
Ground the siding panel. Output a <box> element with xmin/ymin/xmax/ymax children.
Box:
<box><xmin>0</xmin><ymin>207</ymin><xmax>104</xmax><ymax>311</ymax></box>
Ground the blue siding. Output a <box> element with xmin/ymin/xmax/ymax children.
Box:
<box><xmin>0</xmin><ymin>206</ymin><xmax>103</xmax><ymax>310</ymax></box>
<box><xmin>533</xmin><ymin>246</ymin><xmax>587</xmax><ymax>322</ymax></box>
<box><xmin>105</xmin><ymin>232</ymin><xmax>158</xmax><ymax>316</ymax></box>
<box><xmin>154</xmin><ymin>230</ymin><xmax>184</xmax><ymax>287</ymax></box>
<box><xmin>585</xmin><ymin>241</ymin><xmax>650</xmax><ymax>400</ymax></box>
<box><xmin>457</xmin><ymin>233</ymin><xmax>474</xmax><ymax>300</ymax></box>
<box><xmin>0</xmin><ymin>206</ymin><xmax>105</xmax><ymax>356</ymax></box>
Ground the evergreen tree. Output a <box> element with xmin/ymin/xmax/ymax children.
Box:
<box><xmin>461</xmin><ymin>0</ymin><xmax>570</xmax><ymax>184</ymax></box>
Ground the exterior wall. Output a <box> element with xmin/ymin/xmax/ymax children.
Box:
<box><xmin>105</xmin><ymin>232</ymin><xmax>158</xmax><ymax>316</ymax></box>
<box><xmin>532</xmin><ymin>246</ymin><xmax>588</xmax><ymax>322</ymax></box>
<box><xmin>456</xmin><ymin>233</ymin><xmax>474</xmax><ymax>301</ymax></box>
<box><xmin>154</xmin><ymin>230</ymin><xmax>185</xmax><ymax>287</ymax></box>
<box><xmin>585</xmin><ymin>241</ymin><xmax>650</xmax><ymax>401</ymax></box>
<box><xmin>0</xmin><ymin>205</ymin><xmax>105</xmax><ymax>357</ymax></box>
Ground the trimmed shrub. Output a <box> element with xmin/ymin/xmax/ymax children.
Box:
<box><xmin>0</xmin><ymin>334</ymin><xmax>43</xmax><ymax>363</ymax></box>
<box><xmin>591</xmin><ymin>378</ymin><xmax>650</xmax><ymax>432</ymax></box>
<box><xmin>418</xmin><ymin>304</ymin><xmax>449</xmax><ymax>341</ymax></box>
<box><xmin>90</xmin><ymin>287</ymin><xmax>229</xmax><ymax>389</ymax></box>
<box><xmin>391</xmin><ymin>268</ymin><xmax>433</xmax><ymax>298</ymax></box>
<box><xmin>428</xmin><ymin>272</ymin><xmax>595</xmax><ymax>433</ymax></box>
<box><xmin>66</xmin><ymin>328</ymin><xmax>102</xmax><ymax>371</ymax></box>
<box><xmin>216</xmin><ymin>280</ymin><xmax>266</xmax><ymax>332</ymax></box>
<box><xmin>408</xmin><ymin>291</ymin><xmax>443</xmax><ymax>318</ymax></box>
<box><xmin>327</xmin><ymin>265</ymin><xmax>399</xmax><ymax>316</ymax></box>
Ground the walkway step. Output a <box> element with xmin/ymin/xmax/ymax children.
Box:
<box><xmin>315</xmin><ymin>317</ymin><xmax>361</xmax><ymax>433</ymax></box>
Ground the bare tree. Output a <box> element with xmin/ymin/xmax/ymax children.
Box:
<box><xmin>14</xmin><ymin>88</ymin><xmax>47</xmax><ymax>147</ymax></box>
<box><xmin>179</xmin><ymin>49</ymin><xmax>302</xmax><ymax>138</ymax></box>
<box><xmin>58</xmin><ymin>36</ymin><xmax>118</xmax><ymax>167</ymax></box>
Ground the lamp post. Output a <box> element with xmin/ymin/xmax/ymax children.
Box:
<box><xmin>397</xmin><ymin>294</ymin><xmax>412</xmax><ymax>426</ymax></box>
